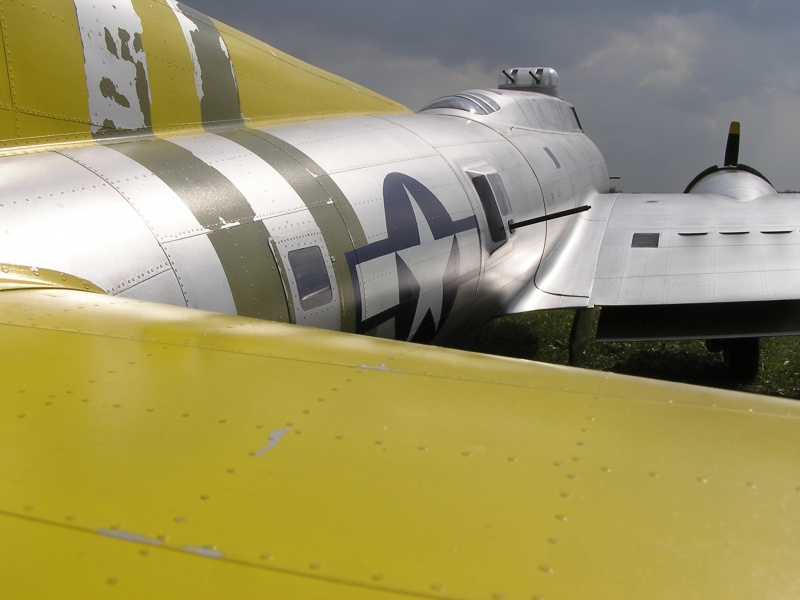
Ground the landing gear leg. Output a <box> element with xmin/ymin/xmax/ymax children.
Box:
<box><xmin>569</xmin><ymin>308</ymin><xmax>594</xmax><ymax>367</ymax></box>
<box><xmin>707</xmin><ymin>337</ymin><xmax>760</xmax><ymax>382</ymax></box>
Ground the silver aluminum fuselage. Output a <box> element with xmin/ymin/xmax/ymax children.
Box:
<box><xmin>0</xmin><ymin>89</ymin><xmax>608</xmax><ymax>343</ymax></box>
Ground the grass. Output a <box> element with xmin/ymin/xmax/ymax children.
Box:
<box><xmin>450</xmin><ymin>309</ymin><xmax>800</xmax><ymax>400</ymax></box>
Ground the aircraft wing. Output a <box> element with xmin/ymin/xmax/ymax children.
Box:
<box><xmin>505</xmin><ymin>190</ymin><xmax>800</xmax><ymax>341</ymax></box>
<box><xmin>2</xmin><ymin>266</ymin><xmax>800</xmax><ymax>598</ymax></box>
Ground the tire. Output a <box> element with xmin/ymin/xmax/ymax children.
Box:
<box><xmin>723</xmin><ymin>338</ymin><xmax>760</xmax><ymax>382</ymax></box>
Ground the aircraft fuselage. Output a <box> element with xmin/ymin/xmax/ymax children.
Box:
<box><xmin>0</xmin><ymin>89</ymin><xmax>607</xmax><ymax>343</ymax></box>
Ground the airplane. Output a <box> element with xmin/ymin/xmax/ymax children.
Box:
<box><xmin>2</xmin><ymin>0</ymin><xmax>800</xmax><ymax>597</ymax></box>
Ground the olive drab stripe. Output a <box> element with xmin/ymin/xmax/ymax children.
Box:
<box><xmin>175</xmin><ymin>2</ymin><xmax>242</xmax><ymax>126</ymax></box>
<box><xmin>220</xmin><ymin>128</ymin><xmax>364</xmax><ymax>332</ymax></box>
<box><xmin>111</xmin><ymin>138</ymin><xmax>289</xmax><ymax>322</ymax></box>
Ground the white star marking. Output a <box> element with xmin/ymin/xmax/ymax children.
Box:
<box><xmin>395</xmin><ymin>192</ymin><xmax>455</xmax><ymax>340</ymax></box>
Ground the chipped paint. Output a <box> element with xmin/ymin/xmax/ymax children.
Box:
<box><xmin>164</xmin><ymin>0</ymin><xmax>204</xmax><ymax>102</ymax></box>
<box><xmin>73</xmin><ymin>0</ymin><xmax>151</xmax><ymax>133</ymax></box>
<box><xmin>97</xmin><ymin>529</ymin><xmax>162</xmax><ymax>545</ymax></box>
<box><xmin>183</xmin><ymin>545</ymin><xmax>225</xmax><ymax>558</ymax></box>
<box><xmin>252</xmin><ymin>427</ymin><xmax>291</xmax><ymax>456</ymax></box>
<box><xmin>358</xmin><ymin>363</ymin><xmax>394</xmax><ymax>372</ymax></box>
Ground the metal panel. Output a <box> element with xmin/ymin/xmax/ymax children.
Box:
<box><xmin>592</xmin><ymin>193</ymin><xmax>800</xmax><ymax>306</ymax></box>
<box><xmin>167</xmin><ymin>133</ymin><xmax>308</xmax><ymax>219</ymax></box>
<box><xmin>265</xmin><ymin>116</ymin><xmax>437</xmax><ymax>175</ymax></box>
<box><xmin>161</xmin><ymin>234</ymin><xmax>237</xmax><ymax>314</ymax></box>
<box><xmin>116</xmin><ymin>269</ymin><xmax>186</xmax><ymax>306</ymax></box>
<box><xmin>0</xmin><ymin>152</ymin><xmax>170</xmax><ymax>294</ymax></box>
<box><xmin>60</xmin><ymin>145</ymin><xmax>206</xmax><ymax>243</ymax></box>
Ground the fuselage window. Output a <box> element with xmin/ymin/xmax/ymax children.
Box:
<box><xmin>419</xmin><ymin>96</ymin><xmax>488</xmax><ymax>115</ymax></box>
<box><xmin>471</xmin><ymin>174</ymin><xmax>507</xmax><ymax>250</ymax></box>
<box><xmin>287</xmin><ymin>246</ymin><xmax>333</xmax><ymax>310</ymax></box>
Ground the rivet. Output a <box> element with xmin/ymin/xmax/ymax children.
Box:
<box><xmin>139</xmin><ymin>549</ymin><xmax>149</xmax><ymax>556</ymax></box>
<box><xmin>182</xmin><ymin>414</ymin><xmax>189</xmax><ymax>417</ymax></box>
<box><xmin>219</xmin><ymin>419</ymin><xmax>226</xmax><ymax>424</ymax></box>
<box><xmin>601</xmin><ymin>467</ymin><xmax>611</xmax><ymax>473</ymax></box>
<box><xmin>462</xmin><ymin>451</ymin><xmax>472</xmax><ymax>456</ymax></box>
<box><xmin>539</xmin><ymin>565</ymin><xmax>554</xmax><ymax>574</ymax></box>
<box><xmin>107</xmin><ymin>578</ymin><xmax>118</xmax><ymax>585</ymax></box>
<box><xmin>561</xmin><ymin>492</ymin><xmax>572</xmax><ymax>499</ymax></box>
<box><xmin>508</xmin><ymin>456</ymin><xmax>517</xmax><ymax>462</ymax></box>
<box><xmin>553</xmin><ymin>462</ymin><xmax>562</xmax><ymax>467</ymax></box>
<box><xmin>649</xmin><ymin>471</ymin><xmax>659</xmax><ymax>478</ymax></box>
<box><xmin>746</xmin><ymin>481</ymin><xmax>757</xmax><ymax>488</ymax></box>
<box><xmin>555</xmin><ymin>514</ymin><xmax>567</xmax><ymax>521</ymax></box>
<box><xmin>698</xmin><ymin>477</ymin><xmax>709</xmax><ymax>484</ymax></box>
<box><xmin>430</xmin><ymin>583</ymin><xmax>445</xmax><ymax>592</ymax></box>
<box><xmin>309</xmin><ymin>563</ymin><xmax>321</xmax><ymax>570</ymax></box>
<box><xmin>548</xmin><ymin>537</ymin><xmax>559</xmax><ymax>544</ymax></box>
<box><xmin>260</xmin><ymin>554</ymin><xmax>273</xmax><ymax>561</ymax></box>
<box><xmin>200</xmin><ymin>494</ymin><xmax>210</xmax><ymax>500</ymax></box>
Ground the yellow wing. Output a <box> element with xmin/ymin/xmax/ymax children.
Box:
<box><xmin>2</xmin><ymin>266</ymin><xmax>799</xmax><ymax>598</ymax></box>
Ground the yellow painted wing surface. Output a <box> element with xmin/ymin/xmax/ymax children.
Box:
<box><xmin>1</xmin><ymin>283</ymin><xmax>800</xmax><ymax>598</ymax></box>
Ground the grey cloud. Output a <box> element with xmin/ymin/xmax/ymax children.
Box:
<box><xmin>187</xmin><ymin>0</ymin><xmax>800</xmax><ymax>192</ymax></box>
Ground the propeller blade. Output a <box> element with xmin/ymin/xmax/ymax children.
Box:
<box><xmin>724</xmin><ymin>121</ymin><xmax>740</xmax><ymax>166</ymax></box>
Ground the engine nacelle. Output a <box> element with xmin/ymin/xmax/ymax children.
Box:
<box><xmin>684</xmin><ymin>164</ymin><xmax>775</xmax><ymax>201</ymax></box>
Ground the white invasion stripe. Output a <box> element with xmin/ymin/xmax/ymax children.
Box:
<box><xmin>164</xmin><ymin>0</ymin><xmax>204</xmax><ymax>102</ymax></box>
<box><xmin>97</xmin><ymin>529</ymin><xmax>162</xmax><ymax>545</ymax></box>
<box><xmin>162</xmin><ymin>234</ymin><xmax>237</xmax><ymax>315</ymax></box>
<box><xmin>167</xmin><ymin>134</ymin><xmax>308</xmax><ymax>220</ymax></box>
<box><xmin>183</xmin><ymin>546</ymin><xmax>225</xmax><ymax>558</ymax></box>
<box><xmin>252</xmin><ymin>428</ymin><xmax>291</xmax><ymax>456</ymax></box>
<box><xmin>73</xmin><ymin>0</ymin><xmax>150</xmax><ymax>131</ymax></box>
<box><xmin>217</xmin><ymin>34</ymin><xmax>239</xmax><ymax>95</ymax></box>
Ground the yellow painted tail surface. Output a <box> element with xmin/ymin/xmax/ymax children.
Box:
<box><xmin>0</xmin><ymin>0</ymin><xmax>407</xmax><ymax>153</ymax></box>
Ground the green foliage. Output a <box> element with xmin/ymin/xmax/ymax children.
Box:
<box><xmin>450</xmin><ymin>310</ymin><xmax>800</xmax><ymax>399</ymax></box>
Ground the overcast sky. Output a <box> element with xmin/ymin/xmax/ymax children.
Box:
<box><xmin>189</xmin><ymin>0</ymin><xmax>800</xmax><ymax>193</ymax></box>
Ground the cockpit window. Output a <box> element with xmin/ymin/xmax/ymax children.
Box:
<box><xmin>288</xmin><ymin>246</ymin><xmax>333</xmax><ymax>310</ymax></box>
<box><xmin>419</xmin><ymin>96</ymin><xmax>488</xmax><ymax>115</ymax></box>
<box><xmin>462</xmin><ymin>93</ymin><xmax>501</xmax><ymax>113</ymax></box>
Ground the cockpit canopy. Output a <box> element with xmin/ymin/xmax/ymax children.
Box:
<box><xmin>419</xmin><ymin>92</ymin><xmax>501</xmax><ymax>115</ymax></box>
<box><xmin>418</xmin><ymin>88</ymin><xmax>583</xmax><ymax>134</ymax></box>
